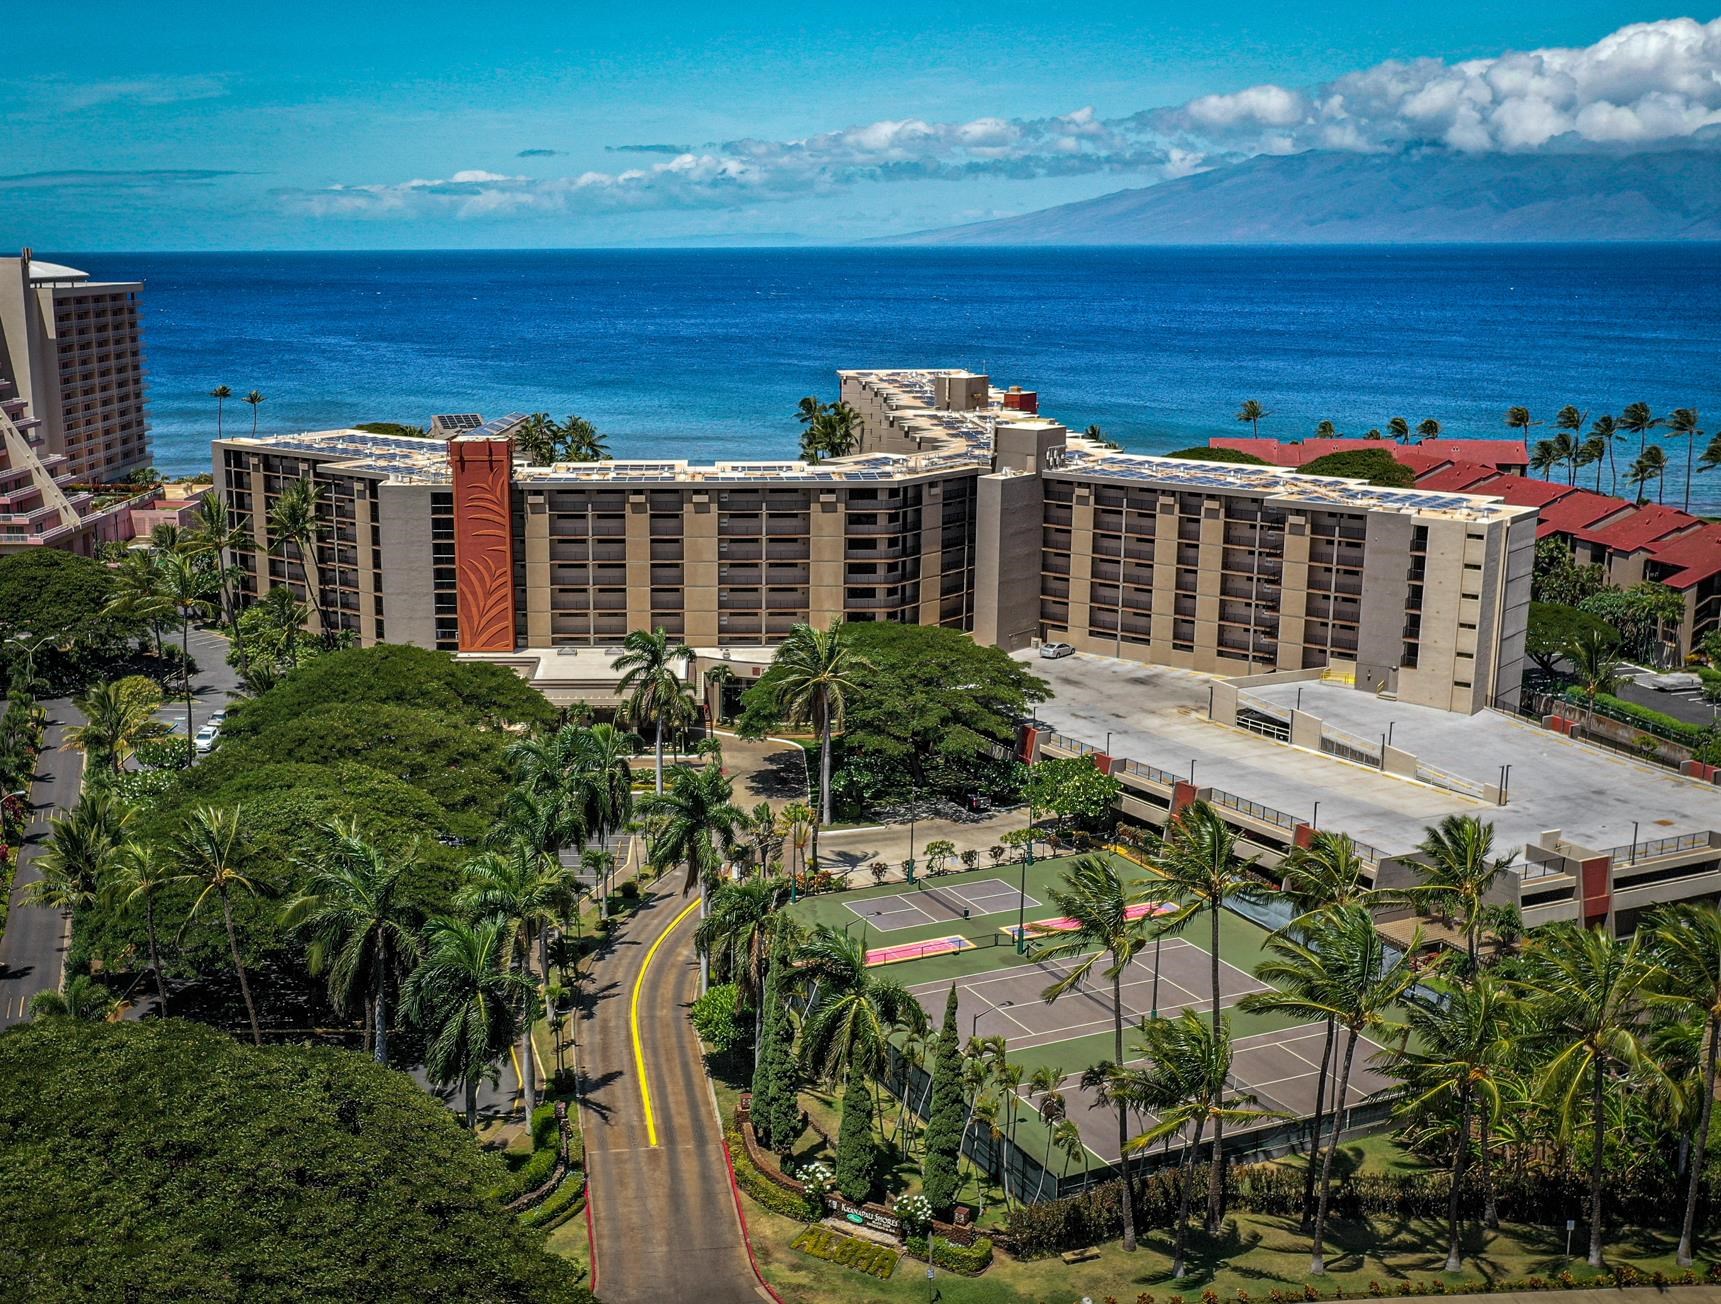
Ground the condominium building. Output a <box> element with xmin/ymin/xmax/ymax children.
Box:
<box><xmin>0</xmin><ymin>249</ymin><xmax>151</xmax><ymax>483</ymax></box>
<box><xmin>213</xmin><ymin>369</ymin><xmax>1535</xmax><ymax>713</ymax></box>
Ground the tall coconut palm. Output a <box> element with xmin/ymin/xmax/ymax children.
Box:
<box><xmin>639</xmin><ymin>762</ymin><xmax>745</xmax><ymax>895</ymax></box>
<box><xmin>1504</xmin><ymin>406</ymin><xmax>1538</xmax><ymax>442</ymax></box>
<box><xmin>1522</xmin><ymin>924</ymin><xmax>1665</xmax><ymax>1269</ymax></box>
<box><xmin>1546</xmin><ymin>432</ymin><xmax>1581</xmax><ymax>485</ymax></box>
<box><xmin>192</xmin><ymin>493</ymin><xmax>252</xmax><ymax>665</ymax></box>
<box><xmin>1028</xmin><ymin>1063</ymin><xmax>1067</xmax><ymax>1203</ymax></box>
<box><xmin>407</xmin><ymin>916</ymin><xmax>532</xmax><ymax>1129</ymax></box>
<box><xmin>1386</xmin><ymin>416</ymin><xmax>1411</xmax><ymax>444</ymax></box>
<box><xmin>1241</xmin><ymin>905</ymin><xmax>1420</xmax><ymax>1274</ymax></box>
<box><xmin>456</xmin><ymin>840</ymin><xmax>573</xmax><ymax>1111</ymax></box>
<box><xmin>1126</xmin><ymin>1012</ymin><xmax>1278</xmax><ymax>1278</ymax></box>
<box><xmin>695</xmin><ymin>875</ymin><xmax>794</xmax><ymax>1015</ymax></box>
<box><xmin>1627</xmin><ymin>446</ymin><xmax>1668</xmax><ymax>503</ymax></box>
<box><xmin>576</xmin><ymin>721</ymin><xmax>638</xmax><ymax>838</ymax></box>
<box><xmin>1030</xmin><ymin>853</ymin><xmax>1157</xmax><ymax>1251</ymax></box>
<box><xmin>243</xmin><ymin>388</ymin><xmax>265</xmax><ymax>436</ymax></box>
<box><xmin>1151</xmin><ymin>800</ymin><xmax>1273</xmax><ymax>1230</ymax></box>
<box><xmin>1416</xmin><ymin>815</ymin><xmax>1517</xmax><ymax>971</ymax></box>
<box><xmin>778</xmin><ymin>801</ymin><xmax>814</xmax><ymax>880</ymax></box>
<box><xmin>26</xmin><ymin>791</ymin><xmax>134</xmax><ymax>915</ymax></box>
<box><xmin>1235</xmin><ymin>400</ymin><xmax>1271</xmax><ymax>437</ymax></box>
<box><xmin>105</xmin><ymin>549</ymin><xmax>174</xmax><ymax>659</ymax></box>
<box><xmin>612</xmin><ymin>627</ymin><xmax>695</xmax><ymax>794</ymax></box>
<box><xmin>1415</xmin><ymin>417</ymin><xmax>1442</xmax><ymax>442</ymax></box>
<box><xmin>557</xmin><ymin>414</ymin><xmax>609</xmax><ymax>462</ymax></box>
<box><xmin>171</xmin><ymin>804</ymin><xmax>267</xmax><ymax>1045</ymax></box>
<box><xmin>1666</xmin><ymin>407</ymin><xmax>1703</xmax><ymax>513</ymax></box>
<box><xmin>283</xmin><ymin>821</ymin><xmax>424</xmax><ymax>1064</ymax></box>
<box><xmin>1620</xmin><ymin>401</ymin><xmax>1660</xmax><ymax>454</ymax></box>
<box><xmin>1313</xmin><ymin>420</ymin><xmax>1339</xmax><ymax>439</ymax></box>
<box><xmin>109</xmin><ymin>838</ymin><xmax>174</xmax><ymax>1012</ymax></box>
<box><xmin>1052</xmin><ymin>1117</ymin><xmax>1088</xmax><ymax>1194</ymax></box>
<box><xmin>1388</xmin><ymin>973</ymin><xmax>1518</xmax><ymax>1272</ymax></box>
<box><xmin>1589</xmin><ymin>415</ymin><xmax>1621</xmax><ymax>494</ymax></box>
<box><xmin>1565</xmin><ymin>629</ymin><xmax>1622</xmax><ymax>728</ymax></box>
<box><xmin>157</xmin><ymin>551</ymin><xmax>214</xmax><ymax>767</ymax></box>
<box><xmin>268</xmin><ymin>478</ymin><xmax>329</xmax><ymax>636</ymax></box>
<box><xmin>1554</xmin><ymin>404</ymin><xmax>1588</xmax><ymax>448</ymax></box>
<box><xmin>1530</xmin><ymin>440</ymin><xmax>1562</xmax><ymax>480</ymax></box>
<box><xmin>210</xmin><ymin>384</ymin><xmax>232</xmax><ymax>439</ymax></box>
<box><xmin>1698</xmin><ymin>431</ymin><xmax>1721</xmax><ymax>479</ymax></box>
<box><xmin>63</xmin><ymin>679</ymin><xmax>165</xmax><ymax>778</ymax></box>
<box><xmin>770</xmin><ymin>621</ymin><xmax>871</xmax><ymax>828</ymax></box>
<box><xmin>1646</xmin><ymin>903</ymin><xmax>1721</xmax><ymax>1267</ymax></box>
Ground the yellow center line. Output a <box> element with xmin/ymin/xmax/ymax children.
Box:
<box><xmin>631</xmin><ymin>895</ymin><xmax>702</xmax><ymax>1147</ymax></box>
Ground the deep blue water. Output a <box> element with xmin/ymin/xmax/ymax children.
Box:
<box><xmin>58</xmin><ymin>246</ymin><xmax>1721</xmax><ymax>509</ymax></box>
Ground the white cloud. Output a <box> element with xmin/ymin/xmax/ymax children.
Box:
<box><xmin>290</xmin><ymin>16</ymin><xmax>1721</xmax><ymax>220</ymax></box>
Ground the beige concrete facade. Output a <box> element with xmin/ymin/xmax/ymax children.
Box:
<box><xmin>0</xmin><ymin>252</ymin><xmax>149</xmax><ymax>484</ymax></box>
<box><xmin>211</xmin><ymin>370</ymin><xmax>1533</xmax><ymax>714</ymax></box>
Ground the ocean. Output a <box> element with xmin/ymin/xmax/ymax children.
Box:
<box><xmin>58</xmin><ymin>245</ymin><xmax>1721</xmax><ymax>511</ymax></box>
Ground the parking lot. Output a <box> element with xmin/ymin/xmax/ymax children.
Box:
<box><xmin>1024</xmin><ymin>651</ymin><xmax>1721</xmax><ymax>858</ymax></box>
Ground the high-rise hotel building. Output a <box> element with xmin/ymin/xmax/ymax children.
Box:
<box><xmin>214</xmin><ymin>370</ymin><xmax>1535</xmax><ymax>713</ymax></box>
<box><xmin>0</xmin><ymin>251</ymin><xmax>150</xmax><ymax>483</ymax></box>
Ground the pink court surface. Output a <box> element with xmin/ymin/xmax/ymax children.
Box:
<box><xmin>1005</xmin><ymin>900</ymin><xmax>1176</xmax><ymax>941</ymax></box>
<box><xmin>865</xmin><ymin>936</ymin><xmax>975</xmax><ymax>967</ymax></box>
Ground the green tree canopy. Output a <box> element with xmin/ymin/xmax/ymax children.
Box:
<box><xmin>1526</xmin><ymin>602</ymin><xmax>1621</xmax><ymax>675</ymax></box>
<box><xmin>1025</xmin><ymin>755</ymin><xmax>1123</xmax><ymax>828</ymax></box>
<box><xmin>1296</xmin><ymin>448</ymin><xmax>1416</xmax><ymax>488</ymax></box>
<box><xmin>1164</xmin><ymin>446</ymin><xmax>1270</xmax><ymax>465</ymax></box>
<box><xmin>738</xmin><ymin>623</ymin><xmax>1048</xmax><ymax>806</ymax></box>
<box><xmin>0</xmin><ymin>1020</ymin><xmax>588</xmax><ymax>1303</ymax></box>
<box><xmin>0</xmin><ymin>549</ymin><xmax>130</xmax><ymax>691</ymax></box>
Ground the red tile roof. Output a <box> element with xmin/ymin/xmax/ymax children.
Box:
<box><xmin>1529</xmin><ymin>489</ymin><xmax>1634</xmax><ymax>539</ymax></box>
<box><xmin>1574</xmin><ymin>503</ymin><xmax>1701</xmax><ymax>553</ymax></box>
<box><xmin>1208</xmin><ymin>436</ymin><xmax>1529</xmax><ymax>472</ymax></box>
<box><xmin>1480</xmin><ymin>477</ymin><xmax>1582</xmax><ymax>508</ymax></box>
<box><xmin>1412</xmin><ymin>459</ymin><xmax>1502</xmax><ymax>492</ymax></box>
<box><xmin>1645</xmin><ymin>523</ymin><xmax>1721</xmax><ymax>589</ymax></box>
<box><xmin>1411</xmin><ymin>439</ymin><xmax>1529</xmax><ymax>468</ymax></box>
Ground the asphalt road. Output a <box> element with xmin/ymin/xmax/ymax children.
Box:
<box><xmin>0</xmin><ymin>701</ymin><xmax>83</xmax><ymax>1026</ymax></box>
<box><xmin>577</xmin><ymin>887</ymin><xmax>770</xmax><ymax>1304</ymax></box>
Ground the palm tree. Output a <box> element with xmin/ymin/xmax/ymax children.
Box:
<box><xmin>770</xmin><ymin>622</ymin><xmax>870</xmax><ymax>828</ymax></box>
<box><xmin>1028</xmin><ymin>1063</ymin><xmax>1067</xmax><ymax>1202</ymax></box>
<box><xmin>26</xmin><ymin>791</ymin><xmax>133</xmax><ymax>915</ymax></box>
<box><xmin>109</xmin><ymin>839</ymin><xmax>174</xmax><ymax>1012</ymax></box>
<box><xmin>611</xmin><ymin>627</ymin><xmax>694</xmax><ymax>794</ymax></box>
<box><xmin>797</xmin><ymin>924</ymin><xmax>929</xmax><ymax>1075</ymax></box>
<box><xmin>1388</xmin><ymin>973</ymin><xmax>1518</xmax><ymax>1272</ymax></box>
<box><xmin>192</xmin><ymin>493</ymin><xmax>252</xmax><ymax>664</ymax></box>
<box><xmin>244</xmin><ymin>388</ymin><xmax>265</xmax><ymax>436</ymax></box>
<box><xmin>1576</xmin><ymin>436</ymin><xmax>1605</xmax><ymax>491</ymax></box>
<box><xmin>157</xmin><ymin>551</ymin><xmax>214</xmax><ymax>767</ymax></box>
<box><xmin>1241</xmin><ymin>905</ymin><xmax>1420</xmax><ymax>1274</ymax></box>
<box><xmin>457</xmin><ymin>840</ymin><xmax>573</xmax><ymax>1111</ymax></box>
<box><xmin>407</xmin><ymin>916</ymin><xmax>532</xmax><ymax>1129</ymax></box>
<box><xmin>1627</xmin><ymin>446</ymin><xmax>1668</xmax><ymax>503</ymax></box>
<box><xmin>1029</xmin><ymin>853</ymin><xmax>1157</xmax><ymax>1251</ymax></box>
<box><xmin>1698</xmin><ymin>431</ymin><xmax>1721</xmax><ymax>479</ymax></box>
<box><xmin>210</xmin><ymin>384</ymin><xmax>232</xmax><ymax>439</ymax></box>
<box><xmin>63</xmin><ymin>680</ymin><xmax>164</xmax><ymax>778</ymax></box>
<box><xmin>171</xmin><ymin>804</ymin><xmax>267</xmax><ymax>1045</ymax></box>
<box><xmin>1052</xmin><ymin>1118</ymin><xmax>1088</xmax><ymax>1194</ymax></box>
<box><xmin>30</xmin><ymin>974</ymin><xmax>118</xmax><ymax>1021</ymax></box>
<box><xmin>1505</xmin><ymin>406</ymin><xmax>1538</xmax><ymax>442</ymax></box>
<box><xmin>695</xmin><ymin>876</ymin><xmax>794</xmax><ymax>1016</ymax></box>
<box><xmin>1530</xmin><ymin>440</ymin><xmax>1562</xmax><ymax>481</ymax></box>
<box><xmin>557</xmin><ymin>414</ymin><xmax>609</xmax><ymax>462</ymax></box>
<box><xmin>1386</xmin><ymin>416</ymin><xmax>1411</xmax><ymax>444</ymax></box>
<box><xmin>1125</xmin><ymin>1012</ymin><xmax>1278</xmax><ymax>1278</ymax></box>
<box><xmin>1620</xmin><ymin>401</ymin><xmax>1660</xmax><ymax>454</ymax></box>
<box><xmin>1313</xmin><ymin>420</ymin><xmax>1339</xmax><ymax>439</ymax></box>
<box><xmin>1666</xmin><ymin>407</ymin><xmax>1703</xmax><ymax>512</ymax></box>
<box><xmin>1589</xmin><ymin>415</ymin><xmax>1621</xmax><ymax>494</ymax></box>
<box><xmin>268</xmin><ymin>478</ymin><xmax>329</xmax><ymax>636</ymax></box>
<box><xmin>795</xmin><ymin>396</ymin><xmax>824</xmax><ymax>430</ymax></box>
<box><xmin>1554</xmin><ymin>404</ymin><xmax>1587</xmax><ymax>447</ymax></box>
<box><xmin>1547</xmin><ymin>432</ymin><xmax>1581</xmax><ymax>485</ymax></box>
<box><xmin>778</xmin><ymin>801</ymin><xmax>814</xmax><ymax>881</ymax></box>
<box><xmin>1150</xmin><ymin>800</ymin><xmax>1272</xmax><ymax>1230</ymax></box>
<box><xmin>639</xmin><ymin>762</ymin><xmax>744</xmax><ymax>895</ymax></box>
<box><xmin>1235</xmin><ymin>400</ymin><xmax>1271</xmax><ymax>437</ymax></box>
<box><xmin>105</xmin><ymin>549</ymin><xmax>174</xmax><ymax>658</ymax></box>
<box><xmin>1522</xmin><ymin>924</ymin><xmax>1664</xmax><ymax>1269</ymax></box>
<box><xmin>1415</xmin><ymin>815</ymin><xmax>1516</xmax><ymax>970</ymax></box>
<box><xmin>1415</xmin><ymin>418</ymin><xmax>1442</xmax><ymax>442</ymax></box>
<box><xmin>283</xmin><ymin>821</ymin><xmax>423</xmax><ymax>1064</ymax></box>
<box><xmin>1565</xmin><ymin>629</ymin><xmax>1622</xmax><ymax>728</ymax></box>
<box><xmin>1647</xmin><ymin>903</ymin><xmax>1721</xmax><ymax>1267</ymax></box>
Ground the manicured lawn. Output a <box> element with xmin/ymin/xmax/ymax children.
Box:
<box><xmin>747</xmin><ymin>1201</ymin><xmax>1706</xmax><ymax>1304</ymax></box>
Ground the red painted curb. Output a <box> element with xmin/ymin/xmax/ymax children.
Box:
<box><xmin>583</xmin><ymin>1147</ymin><xmax>599</xmax><ymax>1296</ymax></box>
<box><xmin>721</xmin><ymin>1138</ymin><xmax>788</xmax><ymax>1304</ymax></box>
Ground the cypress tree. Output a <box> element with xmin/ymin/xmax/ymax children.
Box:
<box><xmin>920</xmin><ymin>985</ymin><xmax>965</xmax><ymax>1214</ymax></box>
<box><xmin>835</xmin><ymin>1059</ymin><xmax>876</xmax><ymax>1203</ymax></box>
<box><xmin>754</xmin><ymin>945</ymin><xmax>801</xmax><ymax>1154</ymax></box>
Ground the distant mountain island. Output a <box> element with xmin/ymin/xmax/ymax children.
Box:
<box><xmin>884</xmin><ymin>149</ymin><xmax>1721</xmax><ymax>245</ymax></box>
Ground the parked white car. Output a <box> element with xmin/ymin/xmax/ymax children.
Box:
<box><xmin>1038</xmin><ymin>641</ymin><xmax>1075</xmax><ymax>659</ymax></box>
<box><xmin>194</xmin><ymin>723</ymin><xmax>221</xmax><ymax>754</ymax></box>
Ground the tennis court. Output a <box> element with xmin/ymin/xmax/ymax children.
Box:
<box><xmin>905</xmin><ymin>935</ymin><xmax>1269</xmax><ymax>1052</ymax></box>
<box><xmin>844</xmin><ymin>876</ymin><xmax>1039</xmax><ymax>933</ymax></box>
<box><xmin>1030</xmin><ymin>1022</ymin><xmax>1394</xmax><ymax>1164</ymax></box>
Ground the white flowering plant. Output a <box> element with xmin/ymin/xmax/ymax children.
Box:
<box><xmin>797</xmin><ymin>1160</ymin><xmax>837</xmax><ymax>1199</ymax></box>
<box><xmin>894</xmin><ymin>1193</ymin><xmax>933</xmax><ymax>1232</ymax></box>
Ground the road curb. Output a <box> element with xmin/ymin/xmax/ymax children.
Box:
<box><xmin>720</xmin><ymin>1138</ymin><xmax>787</xmax><ymax>1304</ymax></box>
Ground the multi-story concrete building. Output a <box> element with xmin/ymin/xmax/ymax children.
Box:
<box><xmin>213</xmin><ymin>369</ymin><xmax>1534</xmax><ymax>713</ymax></box>
<box><xmin>0</xmin><ymin>249</ymin><xmax>151</xmax><ymax>484</ymax></box>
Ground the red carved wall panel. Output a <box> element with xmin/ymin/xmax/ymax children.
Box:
<box><xmin>450</xmin><ymin>438</ymin><xmax>516</xmax><ymax>653</ymax></box>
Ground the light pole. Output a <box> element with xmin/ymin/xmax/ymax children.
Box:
<box><xmin>1016</xmin><ymin>853</ymin><xmax>1029</xmax><ymax>954</ymax></box>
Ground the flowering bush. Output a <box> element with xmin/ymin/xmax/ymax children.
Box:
<box><xmin>797</xmin><ymin>1160</ymin><xmax>837</xmax><ymax>1201</ymax></box>
<box><xmin>894</xmin><ymin>1193</ymin><xmax>933</xmax><ymax>1234</ymax></box>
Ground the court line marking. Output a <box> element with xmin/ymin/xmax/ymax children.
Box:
<box><xmin>631</xmin><ymin>895</ymin><xmax>702</xmax><ymax>1148</ymax></box>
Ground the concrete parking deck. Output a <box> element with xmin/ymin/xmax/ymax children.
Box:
<box><xmin>1022</xmin><ymin>652</ymin><xmax>1721</xmax><ymax>859</ymax></box>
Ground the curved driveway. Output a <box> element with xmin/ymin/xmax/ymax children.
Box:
<box><xmin>577</xmin><ymin>887</ymin><xmax>770</xmax><ymax>1304</ymax></box>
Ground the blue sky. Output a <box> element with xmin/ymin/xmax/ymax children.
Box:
<box><xmin>4</xmin><ymin>3</ymin><xmax>1716</xmax><ymax>248</ymax></box>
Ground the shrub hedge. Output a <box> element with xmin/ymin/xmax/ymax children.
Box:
<box><xmin>1564</xmin><ymin>687</ymin><xmax>1709</xmax><ymax>745</ymax></box>
<box><xmin>519</xmin><ymin>1173</ymin><xmax>587</xmax><ymax>1230</ymax></box>
<box><xmin>905</xmin><ymin>1233</ymin><xmax>994</xmax><ymax>1274</ymax></box>
<box><xmin>725</xmin><ymin>1124</ymin><xmax>820</xmax><ymax>1220</ymax></box>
